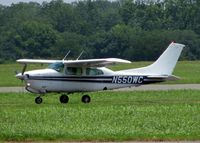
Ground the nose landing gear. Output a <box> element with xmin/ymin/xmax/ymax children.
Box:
<box><xmin>35</xmin><ymin>96</ymin><xmax>43</xmax><ymax>104</ymax></box>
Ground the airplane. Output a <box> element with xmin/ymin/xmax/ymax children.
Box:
<box><xmin>16</xmin><ymin>42</ymin><xmax>185</xmax><ymax>104</ymax></box>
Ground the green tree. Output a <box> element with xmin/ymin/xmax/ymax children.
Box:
<box><xmin>0</xmin><ymin>0</ymin><xmax>200</xmax><ymax>61</ymax></box>
<box><xmin>55</xmin><ymin>32</ymin><xmax>88</xmax><ymax>59</ymax></box>
<box><xmin>14</xmin><ymin>21</ymin><xmax>57</xmax><ymax>58</ymax></box>
<box><xmin>41</xmin><ymin>0</ymin><xmax>78</xmax><ymax>33</ymax></box>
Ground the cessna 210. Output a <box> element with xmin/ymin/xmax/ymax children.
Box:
<box><xmin>16</xmin><ymin>42</ymin><xmax>184</xmax><ymax>104</ymax></box>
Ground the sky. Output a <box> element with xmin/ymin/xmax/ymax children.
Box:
<box><xmin>0</xmin><ymin>0</ymin><xmax>83</xmax><ymax>6</ymax></box>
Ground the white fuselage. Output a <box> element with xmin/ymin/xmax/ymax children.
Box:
<box><xmin>18</xmin><ymin>67</ymin><xmax>149</xmax><ymax>94</ymax></box>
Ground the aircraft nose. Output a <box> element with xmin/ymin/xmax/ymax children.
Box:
<box><xmin>15</xmin><ymin>73</ymin><xmax>24</xmax><ymax>80</ymax></box>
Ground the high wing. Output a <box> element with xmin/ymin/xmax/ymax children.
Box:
<box><xmin>63</xmin><ymin>58</ymin><xmax>131</xmax><ymax>66</ymax></box>
<box><xmin>17</xmin><ymin>58</ymin><xmax>131</xmax><ymax>67</ymax></box>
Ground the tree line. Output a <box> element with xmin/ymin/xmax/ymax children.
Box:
<box><xmin>0</xmin><ymin>0</ymin><xmax>200</xmax><ymax>63</ymax></box>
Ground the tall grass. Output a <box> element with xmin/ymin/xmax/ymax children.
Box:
<box><xmin>0</xmin><ymin>90</ymin><xmax>200</xmax><ymax>141</ymax></box>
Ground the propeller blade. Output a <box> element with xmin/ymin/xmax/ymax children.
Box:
<box><xmin>22</xmin><ymin>64</ymin><xmax>27</xmax><ymax>75</ymax></box>
<box><xmin>16</xmin><ymin>64</ymin><xmax>28</xmax><ymax>82</ymax></box>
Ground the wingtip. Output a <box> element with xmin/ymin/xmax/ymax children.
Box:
<box><xmin>109</xmin><ymin>58</ymin><xmax>131</xmax><ymax>64</ymax></box>
<box><xmin>16</xmin><ymin>59</ymin><xmax>23</xmax><ymax>63</ymax></box>
<box><xmin>17</xmin><ymin>59</ymin><xmax>28</xmax><ymax>63</ymax></box>
<box><xmin>126</xmin><ymin>60</ymin><xmax>132</xmax><ymax>64</ymax></box>
<box><xmin>170</xmin><ymin>42</ymin><xmax>185</xmax><ymax>48</ymax></box>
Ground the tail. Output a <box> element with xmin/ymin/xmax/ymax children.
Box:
<box><xmin>120</xmin><ymin>42</ymin><xmax>185</xmax><ymax>75</ymax></box>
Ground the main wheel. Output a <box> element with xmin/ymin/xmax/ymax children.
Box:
<box><xmin>60</xmin><ymin>94</ymin><xmax>69</xmax><ymax>104</ymax></box>
<box><xmin>81</xmin><ymin>95</ymin><xmax>91</xmax><ymax>103</ymax></box>
<box><xmin>35</xmin><ymin>96</ymin><xmax>43</xmax><ymax>104</ymax></box>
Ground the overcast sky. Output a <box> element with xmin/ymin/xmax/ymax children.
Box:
<box><xmin>0</xmin><ymin>0</ymin><xmax>84</xmax><ymax>6</ymax></box>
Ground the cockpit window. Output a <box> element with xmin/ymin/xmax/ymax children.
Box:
<box><xmin>86</xmin><ymin>68</ymin><xmax>104</xmax><ymax>76</ymax></box>
<box><xmin>48</xmin><ymin>62</ymin><xmax>64</xmax><ymax>72</ymax></box>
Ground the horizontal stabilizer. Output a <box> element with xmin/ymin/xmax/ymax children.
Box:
<box><xmin>147</xmin><ymin>75</ymin><xmax>180</xmax><ymax>81</ymax></box>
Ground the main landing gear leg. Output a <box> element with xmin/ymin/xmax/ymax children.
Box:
<box><xmin>81</xmin><ymin>95</ymin><xmax>91</xmax><ymax>103</ymax></box>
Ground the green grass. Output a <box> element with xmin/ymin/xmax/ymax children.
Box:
<box><xmin>171</xmin><ymin>61</ymin><xmax>200</xmax><ymax>84</ymax></box>
<box><xmin>0</xmin><ymin>90</ymin><xmax>200</xmax><ymax>141</ymax></box>
<box><xmin>0</xmin><ymin>61</ymin><xmax>200</xmax><ymax>86</ymax></box>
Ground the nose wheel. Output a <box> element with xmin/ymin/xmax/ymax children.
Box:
<box><xmin>81</xmin><ymin>95</ymin><xmax>91</xmax><ymax>103</ymax></box>
<box><xmin>35</xmin><ymin>96</ymin><xmax>43</xmax><ymax>104</ymax></box>
<box><xmin>60</xmin><ymin>94</ymin><xmax>69</xmax><ymax>104</ymax></box>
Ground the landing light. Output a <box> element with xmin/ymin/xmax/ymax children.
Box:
<box><xmin>26</xmin><ymin>83</ymin><xmax>31</xmax><ymax>87</ymax></box>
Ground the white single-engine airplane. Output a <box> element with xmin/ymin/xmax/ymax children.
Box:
<box><xmin>16</xmin><ymin>42</ymin><xmax>184</xmax><ymax>104</ymax></box>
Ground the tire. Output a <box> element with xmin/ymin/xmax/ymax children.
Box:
<box><xmin>35</xmin><ymin>96</ymin><xmax>43</xmax><ymax>104</ymax></box>
<box><xmin>60</xmin><ymin>94</ymin><xmax>69</xmax><ymax>104</ymax></box>
<box><xmin>81</xmin><ymin>95</ymin><xmax>91</xmax><ymax>103</ymax></box>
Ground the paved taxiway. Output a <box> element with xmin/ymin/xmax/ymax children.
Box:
<box><xmin>0</xmin><ymin>84</ymin><xmax>200</xmax><ymax>93</ymax></box>
<box><xmin>117</xmin><ymin>84</ymin><xmax>200</xmax><ymax>91</ymax></box>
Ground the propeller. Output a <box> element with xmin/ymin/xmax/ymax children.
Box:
<box><xmin>15</xmin><ymin>64</ymin><xmax>27</xmax><ymax>81</ymax></box>
<box><xmin>15</xmin><ymin>64</ymin><xmax>28</xmax><ymax>93</ymax></box>
<box><xmin>22</xmin><ymin>64</ymin><xmax>27</xmax><ymax>76</ymax></box>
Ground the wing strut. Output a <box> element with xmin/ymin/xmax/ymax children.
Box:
<box><xmin>62</xmin><ymin>50</ymin><xmax>71</xmax><ymax>61</ymax></box>
<box><xmin>76</xmin><ymin>51</ymin><xmax>84</xmax><ymax>60</ymax></box>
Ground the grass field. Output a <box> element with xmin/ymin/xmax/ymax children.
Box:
<box><xmin>0</xmin><ymin>61</ymin><xmax>200</xmax><ymax>86</ymax></box>
<box><xmin>0</xmin><ymin>90</ymin><xmax>200</xmax><ymax>141</ymax></box>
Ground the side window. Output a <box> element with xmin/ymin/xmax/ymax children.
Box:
<box><xmin>66</xmin><ymin>67</ymin><xmax>82</xmax><ymax>75</ymax></box>
<box><xmin>86</xmin><ymin>68</ymin><xmax>104</xmax><ymax>76</ymax></box>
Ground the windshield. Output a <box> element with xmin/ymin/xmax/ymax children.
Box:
<box><xmin>48</xmin><ymin>62</ymin><xmax>64</xmax><ymax>72</ymax></box>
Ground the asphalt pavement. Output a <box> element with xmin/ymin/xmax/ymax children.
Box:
<box><xmin>0</xmin><ymin>84</ymin><xmax>200</xmax><ymax>93</ymax></box>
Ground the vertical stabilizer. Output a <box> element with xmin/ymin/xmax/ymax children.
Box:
<box><xmin>147</xmin><ymin>42</ymin><xmax>185</xmax><ymax>75</ymax></box>
<box><xmin>119</xmin><ymin>42</ymin><xmax>185</xmax><ymax>75</ymax></box>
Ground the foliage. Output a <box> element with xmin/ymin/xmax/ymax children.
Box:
<box><xmin>0</xmin><ymin>0</ymin><xmax>200</xmax><ymax>61</ymax></box>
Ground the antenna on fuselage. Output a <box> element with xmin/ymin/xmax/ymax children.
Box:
<box><xmin>76</xmin><ymin>51</ymin><xmax>84</xmax><ymax>60</ymax></box>
<box><xmin>62</xmin><ymin>50</ymin><xmax>71</xmax><ymax>61</ymax></box>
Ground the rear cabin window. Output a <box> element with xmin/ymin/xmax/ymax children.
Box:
<box><xmin>86</xmin><ymin>68</ymin><xmax>104</xmax><ymax>76</ymax></box>
<box><xmin>66</xmin><ymin>67</ymin><xmax>82</xmax><ymax>75</ymax></box>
